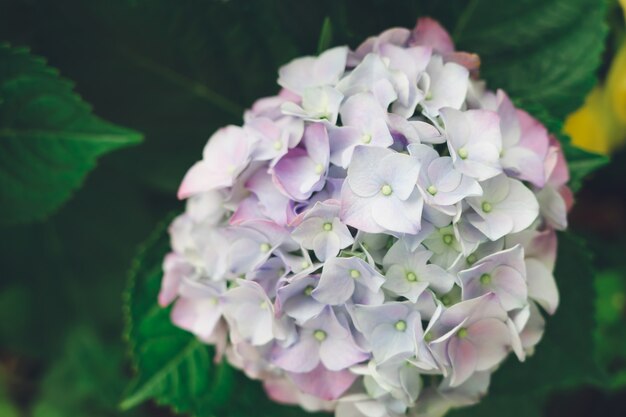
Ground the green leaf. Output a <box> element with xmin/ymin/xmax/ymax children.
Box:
<box><xmin>594</xmin><ymin>270</ymin><xmax>626</xmax><ymax>388</ymax></box>
<box><xmin>561</xmin><ymin>143</ymin><xmax>609</xmax><ymax>192</ymax></box>
<box><xmin>451</xmin><ymin>233</ymin><xmax>605</xmax><ymax>416</ymax></box>
<box><xmin>0</xmin><ymin>372</ymin><xmax>20</xmax><ymax>417</ymax></box>
<box><xmin>31</xmin><ymin>327</ymin><xmax>145</xmax><ymax>417</ymax></box>
<box><xmin>0</xmin><ymin>43</ymin><xmax>142</xmax><ymax>226</ymax></box>
<box><xmin>317</xmin><ymin>17</ymin><xmax>334</xmax><ymax>54</ymax></box>
<box><xmin>454</xmin><ymin>0</ymin><xmax>608</xmax><ymax>119</ymax></box>
<box><xmin>123</xmin><ymin>217</ymin><xmax>328</xmax><ymax>416</ymax></box>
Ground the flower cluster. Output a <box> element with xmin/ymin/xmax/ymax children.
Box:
<box><xmin>159</xmin><ymin>17</ymin><xmax>572</xmax><ymax>417</ymax></box>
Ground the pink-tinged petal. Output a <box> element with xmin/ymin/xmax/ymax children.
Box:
<box><xmin>313</xmin><ymin>228</ymin><xmax>342</xmax><ymax>261</ymax></box>
<box><xmin>320</xmin><ymin>336</ymin><xmax>369</xmax><ymax>371</ymax></box>
<box><xmin>410</xmin><ymin>17</ymin><xmax>455</xmax><ymax>54</ymax></box>
<box><xmin>272</xmin><ymin>335</ymin><xmax>320</xmax><ymax>373</ymax></box>
<box><xmin>246</xmin><ymin>169</ymin><xmax>292</xmax><ymax>225</ymax></box>
<box><xmin>424</xmin><ymin>58</ymin><xmax>469</xmax><ymax>116</ymax></box>
<box><xmin>546</xmin><ymin>136</ymin><xmax>570</xmax><ymax>187</ymax></box>
<box><xmin>347</xmin><ymin>146</ymin><xmax>392</xmax><ymax>197</ymax></box>
<box><xmin>159</xmin><ymin>253</ymin><xmax>193</xmax><ymax>307</ymax></box>
<box><xmin>501</xmin><ymin>146</ymin><xmax>546</xmax><ymax>186</ymax></box>
<box><xmin>413</xmin><ymin>120</ymin><xmax>445</xmax><ymax>144</ymax></box>
<box><xmin>441</xmin><ymin>108</ymin><xmax>502</xmax><ymax>181</ymax></box>
<box><xmin>443</xmin><ymin>51</ymin><xmax>481</xmax><ymax>73</ymax></box>
<box><xmin>230</xmin><ymin>195</ymin><xmax>267</xmax><ymax>225</ymax></box>
<box><xmin>519</xmin><ymin>301</ymin><xmax>546</xmax><ymax>351</ymax></box>
<box><xmin>447</xmin><ymin>337</ymin><xmax>477</xmax><ymax>387</ymax></box>
<box><xmin>171</xmin><ymin>297</ymin><xmax>222</xmax><ymax>341</ymax></box>
<box><xmin>278</xmin><ymin>46</ymin><xmax>348</xmax><ymax>94</ymax></box>
<box><xmin>288</xmin><ymin>365</ymin><xmax>358</xmax><ymax>401</ymax></box>
<box><xmin>340</xmin><ymin>183</ymin><xmax>385</xmax><ymax>233</ymax></box>
<box><xmin>313</xmin><ymin>264</ymin><xmax>356</xmax><ymax>305</ymax></box>
<box><xmin>263</xmin><ymin>378</ymin><xmax>335</xmax><ymax>412</ymax></box>
<box><xmin>273</xmin><ymin>148</ymin><xmax>323</xmax><ymax>201</ymax></box>
<box><xmin>467</xmin><ymin>318</ymin><xmax>511</xmax><ymax>371</ymax></box>
<box><xmin>525</xmin><ymin>258</ymin><xmax>559</xmax><ymax>315</ymax></box>
<box><xmin>496</xmin><ymin>178</ymin><xmax>540</xmax><ymax>233</ymax></box>
<box><xmin>372</xmin><ymin>191</ymin><xmax>423</xmax><ymax>234</ymax></box>
<box><xmin>305</xmin><ymin>123</ymin><xmax>331</xmax><ymax>167</ymax></box>
<box><xmin>177</xmin><ymin>160</ymin><xmax>231</xmax><ymax>199</ymax></box>
<box><xmin>536</xmin><ymin>186</ymin><xmax>568</xmax><ymax>231</ymax></box>
<box><xmin>276</xmin><ymin>276</ymin><xmax>325</xmax><ymax>323</ymax></box>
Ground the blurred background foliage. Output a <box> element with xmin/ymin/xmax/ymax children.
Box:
<box><xmin>0</xmin><ymin>0</ymin><xmax>625</xmax><ymax>416</ymax></box>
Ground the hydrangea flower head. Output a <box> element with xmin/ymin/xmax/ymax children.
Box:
<box><xmin>160</xmin><ymin>17</ymin><xmax>570</xmax><ymax>417</ymax></box>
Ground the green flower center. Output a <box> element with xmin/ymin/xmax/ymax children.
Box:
<box><xmin>467</xmin><ymin>253</ymin><xmax>477</xmax><ymax>265</ymax></box>
<box><xmin>381</xmin><ymin>184</ymin><xmax>393</xmax><ymax>196</ymax></box>
<box><xmin>395</xmin><ymin>320</ymin><xmax>407</xmax><ymax>332</ymax></box>
<box><xmin>273</xmin><ymin>140</ymin><xmax>282</xmax><ymax>150</ymax></box>
<box><xmin>482</xmin><ymin>201</ymin><xmax>493</xmax><ymax>213</ymax></box>
<box><xmin>443</xmin><ymin>234</ymin><xmax>454</xmax><ymax>245</ymax></box>
<box><xmin>427</xmin><ymin>185</ymin><xmax>438</xmax><ymax>195</ymax></box>
<box><xmin>361</xmin><ymin>133</ymin><xmax>372</xmax><ymax>144</ymax></box>
<box><xmin>314</xmin><ymin>330</ymin><xmax>327</xmax><ymax>341</ymax></box>
<box><xmin>406</xmin><ymin>271</ymin><xmax>418</xmax><ymax>282</ymax></box>
<box><xmin>304</xmin><ymin>285</ymin><xmax>314</xmax><ymax>296</ymax></box>
<box><xmin>480</xmin><ymin>273</ymin><xmax>492</xmax><ymax>285</ymax></box>
<box><xmin>314</xmin><ymin>163</ymin><xmax>325</xmax><ymax>174</ymax></box>
<box><xmin>350</xmin><ymin>269</ymin><xmax>361</xmax><ymax>279</ymax></box>
<box><xmin>457</xmin><ymin>328</ymin><xmax>469</xmax><ymax>339</ymax></box>
<box><xmin>458</xmin><ymin>148</ymin><xmax>468</xmax><ymax>159</ymax></box>
<box><xmin>323</xmin><ymin>222</ymin><xmax>333</xmax><ymax>231</ymax></box>
<box><xmin>260</xmin><ymin>242</ymin><xmax>271</xmax><ymax>253</ymax></box>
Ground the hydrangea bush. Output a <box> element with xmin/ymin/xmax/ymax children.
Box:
<box><xmin>159</xmin><ymin>18</ymin><xmax>572</xmax><ymax>417</ymax></box>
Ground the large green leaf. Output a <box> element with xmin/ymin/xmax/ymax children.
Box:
<box><xmin>31</xmin><ymin>327</ymin><xmax>146</xmax><ymax>417</ymax></box>
<box><xmin>450</xmin><ymin>233</ymin><xmax>606</xmax><ymax>416</ymax></box>
<box><xmin>0</xmin><ymin>43</ymin><xmax>142</xmax><ymax>226</ymax></box>
<box><xmin>454</xmin><ymin>0</ymin><xmax>608</xmax><ymax>120</ymax></box>
<box><xmin>122</xmin><ymin>218</ymin><xmax>328</xmax><ymax>417</ymax></box>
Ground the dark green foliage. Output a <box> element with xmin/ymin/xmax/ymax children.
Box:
<box><xmin>0</xmin><ymin>43</ymin><xmax>142</xmax><ymax>226</ymax></box>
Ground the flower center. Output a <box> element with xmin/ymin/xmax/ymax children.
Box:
<box><xmin>480</xmin><ymin>273</ymin><xmax>492</xmax><ymax>285</ymax></box>
<box><xmin>260</xmin><ymin>300</ymin><xmax>269</xmax><ymax>309</ymax></box>
<box><xmin>304</xmin><ymin>285</ymin><xmax>314</xmax><ymax>296</ymax></box>
<box><xmin>361</xmin><ymin>133</ymin><xmax>372</xmax><ymax>144</ymax></box>
<box><xmin>406</xmin><ymin>271</ymin><xmax>418</xmax><ymax>282</ymax></box>
<box><xmin>424</xmin><ymin>331</ymin><xmax>434</xmax><ymax>342</ymax></box>
<box><xmin>350</xmin><ymin>269</ymin><xmax>361</xmax><ymax>279</ymax></box>
<box><xmin>323</xmin><ymin>222</ymin><xmax>333</xmax><ymax>231</ymax></box>
<box><xmin>442</xmin><ymin>234</ymin><xmax>454</xmax><ymax>245</ymax></box>
<box><xmin>467</xmin><ymin>253</ymin><xmax>477</xmax><ymax>265</ymax></box>
<box><xmin>314</xmin><ymin>163</ymin><xmax>325</xmax><ymax>174</ymax></box>
<box><xmin>457</xmin><ymin>328</ymin><xmax>469</xmax><ymax>339</ymax></box>
<box><xmin>314</xmin><ymin>330</ymin><xmax>327</xmax><ymax>341</ymax></box>
<box><xmin>260</xmin><ymin>242</ymin><xmax>271</xmax><ymax>253</ymax></box>
<box><xmin>427</xmin><ymin>185</ymin><xmax>438</xmax><ymax>195</ymax></box>
<box><xmin>395</xmin><ymin>320</ymin><xmax>407</xmax><ymax>332</ymax></box>
<box><xmin>482</xmin><ymin>201</ymin><xmax>493</xmax><ymax>213</ymax></box>
<box><xmin>273</xmin><ymin>140</ymin><xmax>282</xmax><ymax>150</ymax></box>
<box><xmin>300</xmin><ymin>260</ymin><xmax>310</xmax><ymax>269</ymax></box>
<box><xmin>458</xmin><ymin>148</ymin><xmax>468</xmax><ymax>159</ymax></box>
<box><xmin>381</xmin><ymin>184</ymin><xmax>393</xmax><ymax>196</ymax></box>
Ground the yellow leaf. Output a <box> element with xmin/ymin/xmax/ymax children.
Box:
<box><xmin>564</xmin><ymin>87</ymin><xmax>613</xmax><ymax>154</ymax></box>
